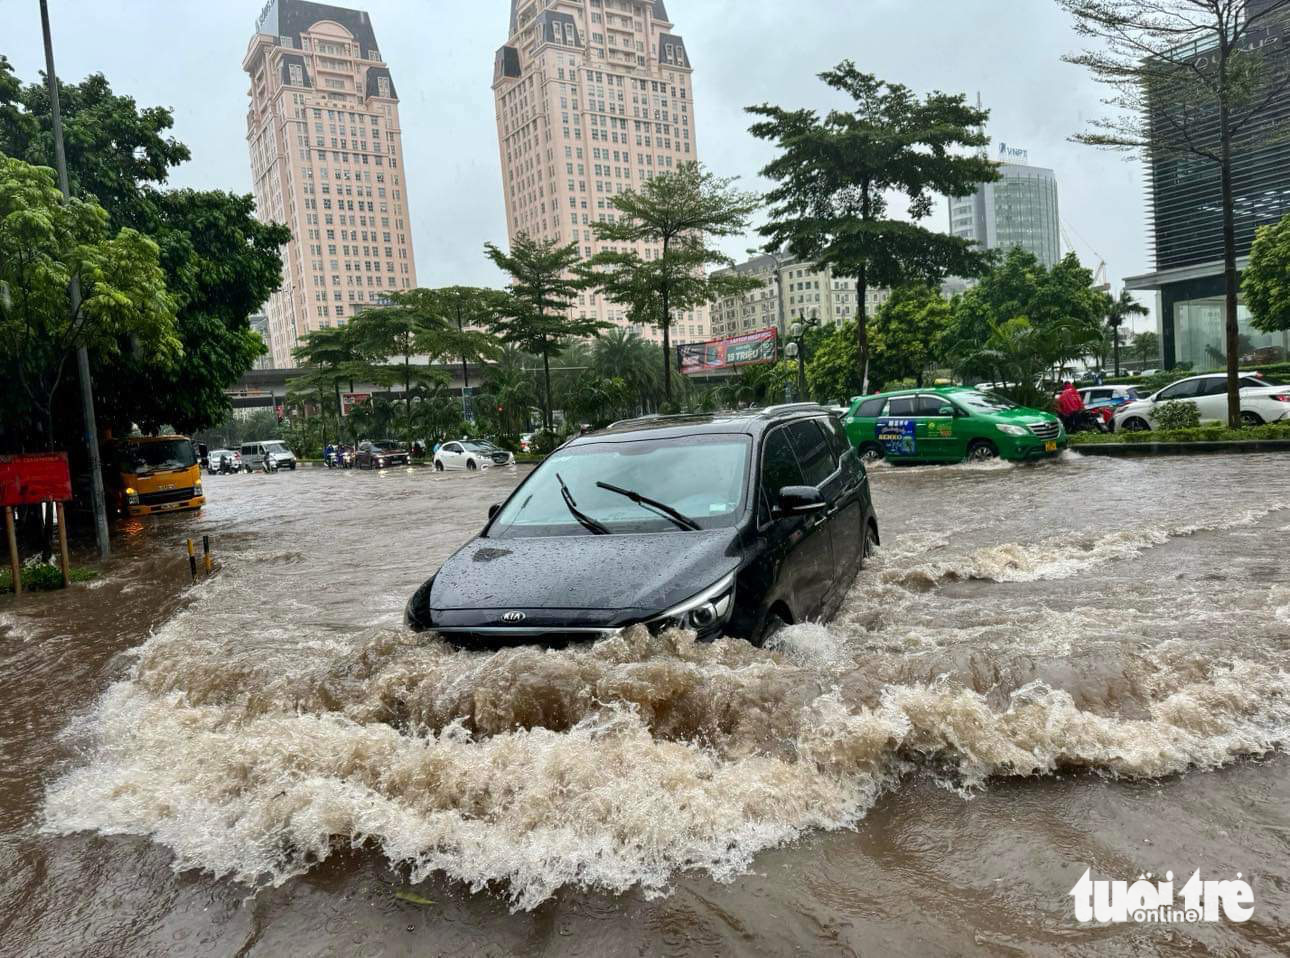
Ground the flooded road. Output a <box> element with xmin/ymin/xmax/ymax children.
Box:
<box><xmin>2</xmin><ymin>453</ymin><xmax>1288</xmax><ymax>955</ymax></box>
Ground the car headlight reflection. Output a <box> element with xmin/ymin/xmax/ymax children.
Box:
<box><xmin>647</xmin><ymin>573</ymin><xmax>736</xmax><ymax>633</ymax></box>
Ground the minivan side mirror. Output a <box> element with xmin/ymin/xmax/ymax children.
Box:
<box><xmin>777</xmin><ymin>486</ymin><xmax>827</xmax><ymax>516</ymax></box>
<box><xmin>488</xmin><ymin>503</ymin><xmax>502</xmax><ymax>520</ymax></box>
<box><xmin>938</xmin><ymin>405</ymin><xmax>956</xmax><ymax>417</ymax></box>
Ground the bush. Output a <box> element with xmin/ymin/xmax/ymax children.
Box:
<box><xmin>1070</xmin><ymin>421</ymin><xmax>1290</xmax><ymax>445</ymax></box>
<box><xmin>1153</xmin><ymin>400</ymin><xmax>1201</xmax><ymax>430</ymax></box>
<box><xmin>0</xmin><ymin>563</ymin><xmax>98</xmax><ymax>594</ymax></box>
<box><xmin>531</xmin><ymin>430</ymin><xmax>562</xmax><ymax>456</ymax></box>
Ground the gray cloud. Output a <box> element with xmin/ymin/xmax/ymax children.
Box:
<box><xmin>5</xmin><ymin>0</ymin><xmax>1154</xmax><ymax>332</ymax></box>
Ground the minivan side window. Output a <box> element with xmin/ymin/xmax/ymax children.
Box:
<box><xmin>887</xmin><ymin>396</ymin><xmax>915</xmax><ymax>416</ymax></box>
<box><xmin>915</xmin><ymin>395</ymin><xmax>952</xmax><ymax>416</ymax></box>
<box><xmin>857</xmin><ymin>397</ymin><xmax>885</xmax><ymax>418</ymax></box>
<box><xmin>786</xmin><ymin>420</ymin><xmax>835</xmax><ymax>486</ymax></box>
<box><xmin>1157</xmin><ymin>379</ymin><xmax>1202</xmax><ymax>400</ymax></box>
<box><xmin>760</xmin><ymin>428</ymin><xmax>805</xmax><ymax>522</ymax></box>
<box><xmin>819</xmin><ymin>416</ymin><xmax>851</xmax><ymax>463</ymax></box>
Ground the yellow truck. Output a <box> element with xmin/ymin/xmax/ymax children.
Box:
<box><xmin>110</xmin><ymin>435</ymin><xmax>205</xmax><ymax>517</ymax></box>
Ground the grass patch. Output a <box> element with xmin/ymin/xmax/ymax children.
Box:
<box><xmin>0</xmin><ymin>564</ymin><xmax>98</xmax><ymax>594</ymax></box>
<box><xmin>1071</xmin><ymin>422</ymin><xmax>1290</xmax><ymax>445</ymax></box>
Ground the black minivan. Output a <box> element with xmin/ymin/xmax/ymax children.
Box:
<box><xmin>405</xmin><ymin>404</ymin><xmax>879</xmax><ymax>646</ymax></box>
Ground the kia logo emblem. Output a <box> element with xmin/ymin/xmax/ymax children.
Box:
<box><xmin>502</xmin><ymin>611</ymin><xmax>526</xmax><ymax>623</ymax></box>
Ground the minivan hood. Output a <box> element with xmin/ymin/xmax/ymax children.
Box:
<box><xmin>430</xmin><ymin>529</ymin><xmax>741</xmax><ymax>613</ymax></box>
<box><xmin>989</xmin><ymin>406</ymin><xmax>1057</xmax><ymax>424</ymax></box>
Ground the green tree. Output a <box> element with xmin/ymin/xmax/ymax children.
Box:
<box><xmin>958</xmin><ymin>316</ymin><xmax>1094</xmax><ymax>409</ymax></box>
<box><xmin>1244</xmin><ymin>213</ymin><xmax>1290</xmax><ymax>334</ymax></box>
<box><xmin>0</xmin><ymin>153</ymin><xmax>178</xmax><ymax>449</ymax></box>
<box><xmin>0</xmin><ymin>59</ymin><xmax>287</xmax><ymax>438</ymax></box>
<box><xmin>1105</xmin><ymin>288</ymin><xmax>1149</xmax><ymax>377</ymax></box>
<box><xmin>948</xmin><ymin>248</ymin><xmax>1111</xmax><ymax>380</ymax></box>
<box><xmin>748</xmin><ymin>61</ymin><xmax>998</xmax><ymax>387</ymax></box>
<box><xmin>1059</xmin><ymin>0</ymin><xmax>1290</xmax><ymax>426</ymax></box>
<box><xmin>869</xmin><ymin>284</ymin><xmax>953</xmax><ymax>387</ymax></box>
<box><xmin>291</xmin><ymin>325</ymin><xmax>371</xmax><ymax>446</ymax></box>
<box><xmin>350</xmin><ymin>289</ymin><xmax>498</xmax><ymax>444</ymax></box>
<box><xmin>804</xmin><ymin>322</ymin><xmax>863</xmax><ymax>402</ymax></box>
<box><xmin>478</xmin><ymin>345</ymin><xmax>538</xmax><ymax>438</ymax></box>
<box><xmin>591</xmin><ymin>326</ymin><xmax>662</xmax><ymax>414</ymax></box>
<box><xmin>1132</xmin><ymin>330</ymin><xmax>1161</xmax><ymax>369</ymax></box>
<box><xmin>432</xmin><ymin>285</ymin><xmax>508</xmax><ymax>406</ymax></box>
<box><xmin>484</xmin><ymin>234</ymin><xmax>606</xmax><ymax>430</ymax></box>
<box><xmin>588</xmin><ymin>163</ymin><xmax>760</xmax><ymax>403</ymax></box>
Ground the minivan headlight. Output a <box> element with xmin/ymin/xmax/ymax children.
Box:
<box><xmin>647</xmin><ymin>573</ymin><xmax>736</xmax><ymax>634</ymax></box>
<box><xmin>996</xmin><ymin>423</ymin><xmax>1029</xmax><ymax>437</ymax></box>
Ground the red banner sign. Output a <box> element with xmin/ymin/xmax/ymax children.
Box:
<box><xmin>0</xmin><ymin>452</ymin><xmax>73</xmax><ymax>506</ymax></box>
<box><xmin>341</xmin><ymin>393</ymin><xmax>371</xmax><ymax>417</ymax></box>
<box><xmin>677</xmin><ymin>327</ymin><xmax>779</xmax><ymax>374</ymax></box>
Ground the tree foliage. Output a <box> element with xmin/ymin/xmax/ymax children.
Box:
<box><xmin>0</xmin><ymin>59</ymin><xmax>287</xmax><ymax>439</ymax></box>
<box><xmin>948</xmin><ymin>247</ymin><xmax>1111</xmax><ymax>379</ymax></box>
<box><xmin>0</xmin><ymin>153</ymin><xmax>177</xmax><ymax>449</ymax></box>
<box><xmin>869</xmin><ymin>284</ymin><xmax>953</xmax><ymax>388</ymax></box>
<box><xmin>589</xmin><ymin>162</ymin><xmax>760</xmax><ymax>402</ymax></box>
<box><xmin>485</xmin><ymin>234</ymin><xmax>606</xmax><ymax>429</ymax></box>
<box><xmin>1244</xmin><ymin>212</ymin><xmax>1290</xmax><ymax>333</ymax></box>
<box><xmin>1104</xmin><ymin>288</ymin><xmax>1149</xmax><ymax>376</ymax></box>
<box><xmin>748</xmin><ymin>61</ymin><xmax>998</xmax><ymax>385</ymax></box>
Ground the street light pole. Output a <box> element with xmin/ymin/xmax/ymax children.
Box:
<box><xmin>789</xmin><ymin>311</ymin><xmax>819</xmax><ymax>401</ymax></box>
<box><xmin>40</xmin><ymin>0</ymin><xmax>110</xmax><ymax>561</ymax></box>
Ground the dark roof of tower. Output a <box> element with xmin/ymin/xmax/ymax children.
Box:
<box><xmin>653</xmin><ymin>1</ymin><xmax>670</xmax><ymax>21</ymax></box>
<box><xmin>258</xmin><ymin>0</ymin><xmax>382</xmax><ymax>59</ymax></box>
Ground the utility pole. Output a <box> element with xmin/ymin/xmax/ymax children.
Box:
<box><xmin>40</xmin><ymin>0</ymin><xmax>110</xmax><ymax>560</ymax></box>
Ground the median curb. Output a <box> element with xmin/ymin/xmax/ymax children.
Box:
<box><xmin>1071</xmin><ymin>440</ymin><xmax>1290</xmax><ymax>457</ymax></box>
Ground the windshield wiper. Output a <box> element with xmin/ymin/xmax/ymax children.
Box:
<box><xmin>596</xmin><ymin>481</ymin><xmax>700</xmax><ymax>531</ymax></box>
<box><xmin>556</xmin><ymin>473</ymin><xmax>611</xmax><ymax>536</ymax></box>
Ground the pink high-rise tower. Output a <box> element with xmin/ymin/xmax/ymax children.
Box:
<box><xmin>493</xmin><ymin>1</ymin><xmax>709</xmax><ymax>346</ymax></box>
<box><xmin>244</xmin><ymin>0</ymin><xmax>417</xmax><ymax>368</ymax></box>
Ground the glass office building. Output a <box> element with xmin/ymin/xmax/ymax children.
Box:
<box><xmin>1125</xmin><ymin>4</ymin><xmax>1290</xmax><ymax>369</ymax></box>
<box><xmin>949</xmin><ymin>161</ymin><xmax>1061</xmax><ymax>268</ymax></box>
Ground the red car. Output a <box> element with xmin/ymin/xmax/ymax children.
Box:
<box><xmin>356</xmin><ymin>440</ymin><xmax>410</xmax><ymax>470</ymax></box>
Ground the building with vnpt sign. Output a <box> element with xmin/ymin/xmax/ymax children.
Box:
<box><xmin>1125</xmin><ymin>1</ymin><xmax>1290</xmax><ymax>370</ymax></box>
<box><xmin>948</xmin><ymin>145</ymin><xmax>1061</xmax><ymax>269</ymax></box>
<box><xmin>243</xmin><ymin>0</ymin><xmax>418</xmax><ymax>368</ymax></box>
<box><xmin>493</xmin><ymin>0</ymin><xmax>710</xmax><ymax>348</ymax></box>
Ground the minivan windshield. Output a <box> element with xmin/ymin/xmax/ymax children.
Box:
<box><xmin>264</xmin><ymin>441</ymin><xmax>290</xmax><ymax>454</ymax></box>
<box><xmin>489</xmin><ymin>435</ymin><xmax>751</xmax><ymax>538</ymax></box>
<box><xmin>116</xmin><ymin>439</ymin><xmax>196</xmax><ymax>475</ymax></box>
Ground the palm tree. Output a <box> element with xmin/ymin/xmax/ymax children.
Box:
<box><xmin>1106</xmin><ymin>290</ymin><xmax>1149</xmax><ymax>377</ymax></box>
<box><xmin>592</xmin><ymin>327</ymin><xmax>661</xmax><ymax>415</ymax></box>
<box><xmin>480</xmin><ymin>346</ymin><xmax>538</xmax><ymax>437</ymax></box>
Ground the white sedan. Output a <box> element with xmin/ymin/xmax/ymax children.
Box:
<box><xmin>1113</xmin><ymin>373</ymin><xmax>1290</xmax><ymax>431</ymax></box>
<box><xmin>434</xmin><ymin>440</ymin><xmax>516</xmax><ymax>471</ymax></box>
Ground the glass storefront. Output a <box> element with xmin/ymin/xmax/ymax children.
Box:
<box><xmin>1174</xmin><ymin>297</ymin><xmax>1290</xmax><ymax>370</ymax></box>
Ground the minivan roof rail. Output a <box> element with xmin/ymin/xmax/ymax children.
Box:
<box><xmin>760</xmin><ymin>402</ymin><xmax>827</xmax><ymax>416</ymax></box>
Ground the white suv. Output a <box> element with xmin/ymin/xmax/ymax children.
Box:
<box><xmin>1113</xmin><ymin>373</ymin><xmax>1290</xmax><ymax>431</ymax></box>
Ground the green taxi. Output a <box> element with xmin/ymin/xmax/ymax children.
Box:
<box><xmin>842</xmin><ymin>387</ymin><xmax>1067</xmax><ymax>463</ymax></box>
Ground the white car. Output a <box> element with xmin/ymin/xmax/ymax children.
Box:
<box><xmin>207</xmin><ymin>449</ymin><xmax>242</xmax><ymax>473</ymax></box>
<box><xmin>1078</xmin><ymin>384</ymin><xmax>1143</xmax><ymax>406</ymax></box>
<box><xmin>1113</xmin><ymin>373</ymin><xmax>1290</xmax><ymax>431</ymax></box>
<box><xmin>434</xmin><ymin>440</ymin><xmax>515</xmax><ymax>471</ymax></box>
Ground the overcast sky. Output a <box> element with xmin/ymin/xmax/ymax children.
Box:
<box><xmin>4</xmin><ymin>0</ymin><xmax>1155</xmax><ymax>333</ymax></box>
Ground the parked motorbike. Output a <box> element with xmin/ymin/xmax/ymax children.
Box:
<box><xmin>1066</xmin><ymin>409</ymin><xmax>1110</xmax><ymax>434</ymax></box>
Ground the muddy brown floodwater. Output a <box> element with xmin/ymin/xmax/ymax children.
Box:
<box><xmin>1</xmin><ymin>452</ymin><xmax>1288</xmax><ymax>956</ymax></box>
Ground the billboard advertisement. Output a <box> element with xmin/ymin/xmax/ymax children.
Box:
<box><xmin>677</xmin><ymin>327</ymin><xmax>779</xmax><ymax>375</ymax></box>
